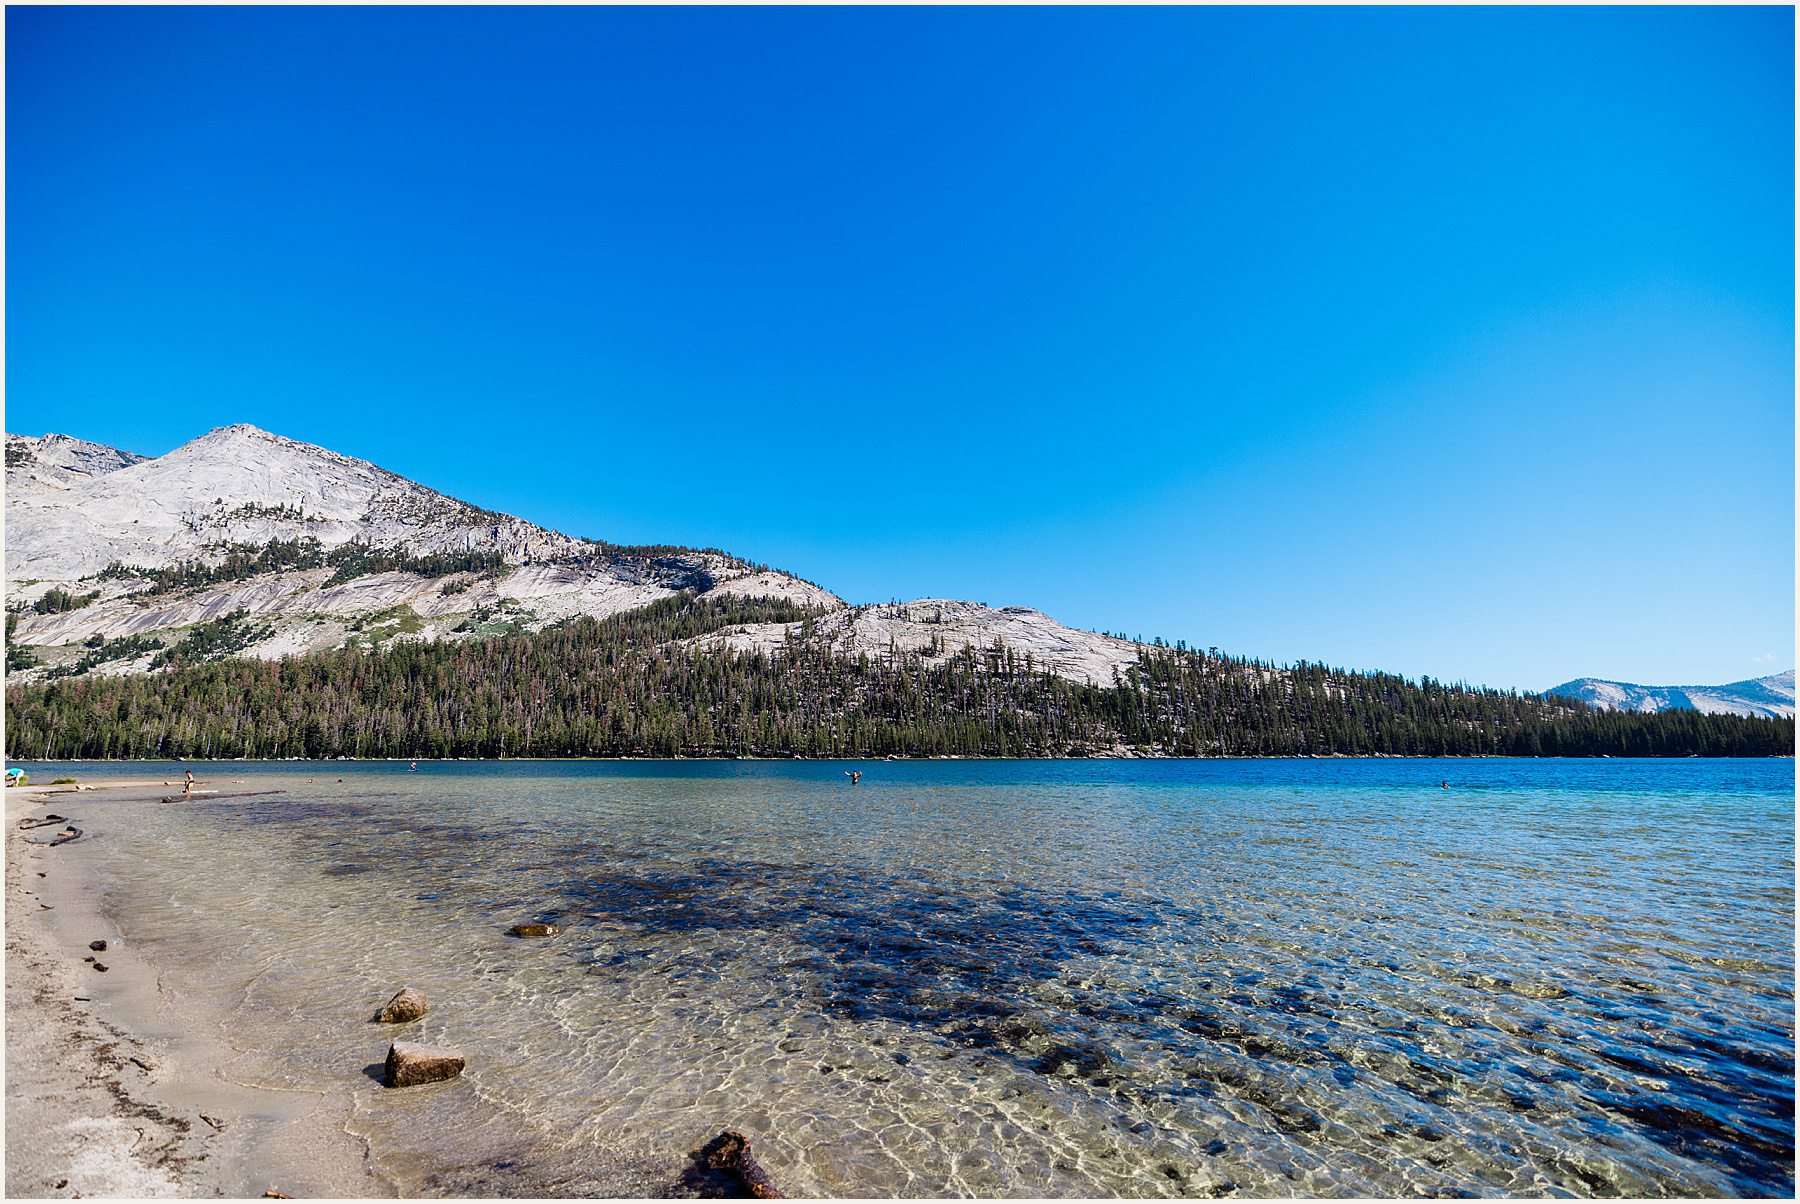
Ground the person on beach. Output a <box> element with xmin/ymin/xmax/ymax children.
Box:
<box><xmin>183</xmin><ymin>770</ymin><xmax>195</xmax><ymax>798</ymax></box>
<box><xmin>844</xmin><ymin>770</ymin><xmax>862</xmax><ymax>785</ymax></box>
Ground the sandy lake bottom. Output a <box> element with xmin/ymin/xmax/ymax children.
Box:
<box><xmin>7</xmin><ymin>758</ymin><xmax>1793</xmax><ymax>1198</ymax></box>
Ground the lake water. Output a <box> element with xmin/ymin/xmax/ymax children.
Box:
<box><xmin>18</xmin><ymin>758</ymin><xmax>1794</xmax><ymax>1197</ymax></box>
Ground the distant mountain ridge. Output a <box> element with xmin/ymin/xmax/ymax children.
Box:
<box><xmin>1545</xmin><ymin>671</ymin><xmax>1795</xmax><ymax>720</ymax></box>
<box><xmin>7</xmin><ymin>424</ymin><xmax>1793</xmax><ymax>760</ymax></box>
<box><xmin>7</xmin><ymin>425</ymin><xmax>1795</xmax><ymax>733</ymax></box>
<box><xmin>3</xmin><ymin>424</ymin><xmax>1139</xmax><ymax>685</ymax></box>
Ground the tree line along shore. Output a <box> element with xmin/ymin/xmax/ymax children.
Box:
<box><xmin>6</xmin><ymin>594</ymin><xmax>1791</xmax><ymax>761</ymax></box>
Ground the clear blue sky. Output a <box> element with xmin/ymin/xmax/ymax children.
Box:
<box><xmin>8</xmin><ymin>6</ymin><xmax>1793</xmax><ymax>691</ymax></box>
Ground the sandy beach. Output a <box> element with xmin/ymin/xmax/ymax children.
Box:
<box><xmin>5</xmin><ymin>779</ymin><xmax>388</xmax><ymax>1199</ymax></box>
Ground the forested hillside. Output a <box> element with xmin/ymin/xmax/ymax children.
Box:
<box><xmin>6</xmin><ymin>594</ymin><xmax>1790</xmax><ymax>760</ymax></box>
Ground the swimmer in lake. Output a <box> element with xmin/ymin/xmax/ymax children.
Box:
<box><xmin>845</xmin><ymin>770</ymin><xmax>862</xmax><ymax>785</ymax></box>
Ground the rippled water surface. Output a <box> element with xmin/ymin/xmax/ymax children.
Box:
<box><xmin>31</xmin><ymin>759</ymin><xmax>1795</xmax><ymax>1197</ymax></box>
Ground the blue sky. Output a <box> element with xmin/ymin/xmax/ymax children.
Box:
<box><xmin>8</xmin><ymin>6</ymin><xmax>1792</xmax><ymax>691</ymax></box>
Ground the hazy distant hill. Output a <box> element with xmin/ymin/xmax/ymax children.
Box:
<box><xmin>1545</xmin><ymin>671</ymin><xmax>1795</xmax><ymax>720</ymax></box>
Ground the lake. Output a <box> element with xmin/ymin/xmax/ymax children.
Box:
<box><xmin>17</xmin><ymin>758</ymin><xmax>1794</xmax><ymax>1197</ymax></box>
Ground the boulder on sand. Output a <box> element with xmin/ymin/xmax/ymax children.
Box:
<box><xmin>383</xmin><ymin>1041</ymin><xmax>465</xmax><ymax>1088</ymax></box>
<box><xmin>375</xmin><ymin>987</ymin><xmax>429</xmax><ymax>1024</ymax></box>
<box><xmin>508</xmin><ymin>923</ymin><xmax>559</xmax><ymax>937</ymax></box>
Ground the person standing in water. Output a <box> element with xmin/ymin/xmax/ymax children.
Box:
<box><xmin>183</xmin><ymin>770</ymin><xmax>195</xmax><ymax>798</ymax></box>
<box><xmin>844</xmin><ymin>770</ymin><xmax>862</xmax><ymax>785</ymax></box>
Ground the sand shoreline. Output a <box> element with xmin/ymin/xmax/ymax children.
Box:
<box><xmin>5</xmin><ymin>777</ymin><xmax>703</xmax><ymax>1200</ymax></box>
<box><xmin>5</xmin><ymin>783</ymin><xmax>390</xmax><ymax>1199</ymax></box>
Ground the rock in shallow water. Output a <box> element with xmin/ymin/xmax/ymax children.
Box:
<box><xmin>375</xmin><ymin>987</ymin><xmax>429</xmax><ymax>1024</ymax></box>
<box><xmin>994</xmin><ymin>1011</ymin><xmax>1050</xmax><ymax>1051</ymax></box>
<box><xmin>508</xmin><ymin>923</ymin><xmax>559</xmax><ymax>937</ymax></box>
<box><xmin>1034</xmin><ymin>1038</ymin><xmax>1111</xmax><ymax>1078</ymax></box>
<box><xmin>384</xmin><ymin>1041</ymin><xmax>465</xmax><ymax>1087</ymax></box>
<box><xmin>691</xmin><ymin>1130</ymin><xmax>783</xmax><ymax>1199</ymax></box>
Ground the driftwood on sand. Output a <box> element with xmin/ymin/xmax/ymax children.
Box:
<box><xmin>691</xmin><ymin>1130</ymin><xmax>783</xmax><ymax>1199</ymax></box>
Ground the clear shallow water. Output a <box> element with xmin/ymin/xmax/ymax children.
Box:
<box><xmin>23</xmin><ymin>758</ymin><xmax>1794</xmax><ymax>1197</ymax></box>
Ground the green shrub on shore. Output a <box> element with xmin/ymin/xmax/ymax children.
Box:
<box><xmin>4</xmin><ymin>593</ymin><xmax>1790</xmax><ymax>761</ymax></box>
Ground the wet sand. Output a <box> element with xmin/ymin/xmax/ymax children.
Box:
<box><xmin>4</xmin><ymin>782</ymin><xmax>388</xmax><ymax>1199</ymax></box>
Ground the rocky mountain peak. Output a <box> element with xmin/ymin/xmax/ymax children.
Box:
<box><xmin>4</xmin><ymin>422</ymin><xmax>849</xmax><ymax>678</ymax></box>
<box><xmin>3</xmin><ymin>425</ymin><xmax>1148</xmax><ymax>691</ymax></box>
<box><xmin>6</xmin><ymin>431</ymin><xmax>149</xmax><ymax>493</ymax></box>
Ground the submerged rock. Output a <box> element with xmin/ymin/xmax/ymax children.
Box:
<box><xmin>375</xmin><ymin>987</ymin><xmax>429</xmax><ymax>1024</ymax></box>
<box><xmin>383</xmin><ymin>1040</ymin><xmax>465</xmax><ymax>1087</ymax></box>
<box><xmin>508</xmin><ymin>923</ymin><xmax>559</xmax><ymax>937</ymax></box>
<box><xmin>1034</xmin><ymin>1039</ymin><xmax>1112</xmax><ymax>1078</ymax></box>
<box><xmin>691</xmin><ymin>1130</ymin><xmax>783</xmax><ymax>1199</ymax></box>
<box><xmin>994</xmin><ymin>1012</ymin><xmax>1051</xmax><ymax>1052</ymax></box>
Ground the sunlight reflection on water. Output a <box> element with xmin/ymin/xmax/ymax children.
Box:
<box><xmin>50</xmin><ymin>758</ymin><xmax>1794</xmax><ymax>1197</ymax></box>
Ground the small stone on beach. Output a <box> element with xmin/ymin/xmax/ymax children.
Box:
<box><xmin>375</xmin><ymin>987</ymin><xmax>429</xmax><ymax>1024</ymax></box>
<box><xmin>92</xmin><ymin>963</ymin><xmax>108</xmax><ymax>972</ymax></box>
<box><xmin>383</xmin><ymin>1040</ymin><xmax>465</xmax><ymax>1087</ymax></box>
<box><xmin>90</xmin><ymin>939</ymin><xmax>108</xmax><ymax>952</ymax></box>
